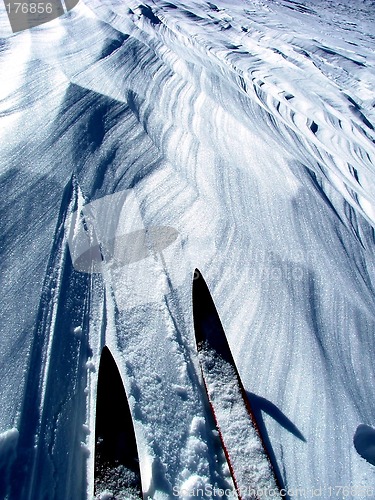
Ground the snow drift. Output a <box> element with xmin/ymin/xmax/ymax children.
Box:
<box><xmin>0</xmin><ymin>0</ymin><xmax>375</xmax><ymax>498</ymax></box>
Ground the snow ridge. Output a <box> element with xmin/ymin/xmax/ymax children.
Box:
<box><xmin>0</xmin><ymin>0</ymin><xmax>375</xmax><ymax>498</ymax></box>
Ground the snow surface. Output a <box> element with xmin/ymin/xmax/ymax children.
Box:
<box><xmin>1</xmin><ymin>0</ymin><xmax>375</xmax><ymax>498</ymax></box>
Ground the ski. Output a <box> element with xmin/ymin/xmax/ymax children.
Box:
<box><xmin>94</xmin><ymin>346</ymin><xmax>142</xmax><ymax>499</ymax></box>
<box><xmin>192</xmin><ymin>270</ymin><xmax>281</xmax><ymax>500</ymax></box>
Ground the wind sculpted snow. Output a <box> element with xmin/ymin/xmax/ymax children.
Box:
<box><xmin>0</xmin><ymin>0</ymin><xmax>375</xmax><ymax>498</ymax></box>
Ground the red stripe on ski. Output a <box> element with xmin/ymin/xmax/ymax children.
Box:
<box><xmin>193</xmin><ymin>270</ymin><xmax>281</xmax><ymax>499</ymax></box>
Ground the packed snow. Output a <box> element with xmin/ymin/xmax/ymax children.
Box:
<box><xmin>1</xmin><ymin>0</ymin><xmax>375</xmax><ymax>498</ymax></box>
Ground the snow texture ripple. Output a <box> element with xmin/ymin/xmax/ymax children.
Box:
<box><xmin>0</xmin><ymin>0</ymin><xmax>375</xmax><ymax>498</ymax></box>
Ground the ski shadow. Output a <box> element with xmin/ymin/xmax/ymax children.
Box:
<box><xmin>246</xmin><ymin>391</ymin><xmax>306</xmax><ymax>498</ymax></box>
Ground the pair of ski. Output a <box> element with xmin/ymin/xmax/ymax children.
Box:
<box><xmin>95</xmin><ymin>270</ymin><xmax>280</xmax><ymax>499</ymax></box>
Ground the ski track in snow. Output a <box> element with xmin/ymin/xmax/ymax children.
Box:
<box><xmin>1</xmin><ymin>0</ymin><xmax>375</xmax><ymax>498</ymax></box>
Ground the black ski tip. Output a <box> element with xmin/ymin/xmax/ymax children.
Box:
<box><xmin>192</xmin><ymin>269</ymin><xmax>232</xmax><ymax>363</ymax></box>
<box><xmin>94</xmin><ymin>346</ymin><xmax>142</xmax><ymax>499</ymax></box>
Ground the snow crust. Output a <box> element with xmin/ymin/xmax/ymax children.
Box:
<box><xmin>1</xmin><ymin>0</ymin><xmax>375</xmax><ymax>498</ymax></box>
